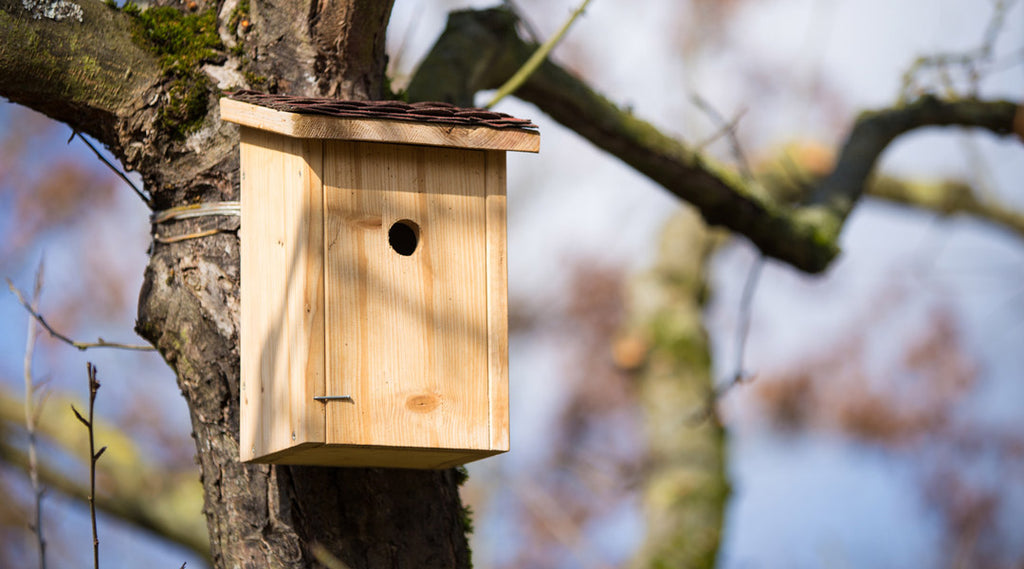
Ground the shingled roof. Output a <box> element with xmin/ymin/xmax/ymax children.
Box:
<box><xmin>225</xmin><ymin>90</ymin><xmax>538</xmax><ymax>131</ymax></box>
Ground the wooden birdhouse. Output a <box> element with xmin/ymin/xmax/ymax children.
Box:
<box><xmin>220</xmin><ymin>91</ymin><xmax>538</xmax><ymax>469</ymax></box>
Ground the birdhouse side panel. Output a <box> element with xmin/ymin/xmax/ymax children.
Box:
<box><xmin>484</xmin><ymin>150</ymin><xmax>510</xmax><ymax>452</ymax></box>
<box><xmin>322</xmin><ymin>141</ymin><xmax>491</xmax><ymax>455</ymax></box>
<box><xmin>239</xmin><ymin>128</ymin><xmax>326</xmax><ymax>461</ymax></box>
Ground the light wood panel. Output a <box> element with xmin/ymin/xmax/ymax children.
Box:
<box><xmin>322</xmin><ymin>141</ymin><xmax>492</xmax><ymax>453</ymax></box>
<box><xmin>221</xmin><ymin>98</ymin><xmax>540</xmax><ymax>153</ymax></box>
<box><xmin>484</xmin><ymin>151</ymin><xmax>510</xmax><ymax>452</ymax></box>
<box><xmin>239</xmin><ymin>127</ymin><xmax>325</xmax><ymax>461</ymax></box>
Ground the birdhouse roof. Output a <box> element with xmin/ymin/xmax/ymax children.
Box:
<box><xmin>220</xmin><ymin>91</ymin><xmax>539</xmax><ymax>153</ymax></box>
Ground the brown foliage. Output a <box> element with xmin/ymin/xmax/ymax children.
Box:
<box><xmin>744</xmin><ymin>299</ymin><xmax>1024</xmax><ymax>567</ymax></box>
<box><xmin>499</xmin><ymin>260</ymin><xmax>645</xmax><ymax>569</ymax></box>
<box><xmin>750</xmin><ymin>310</ymin><xmax>977</xmax><ymax>445</ymax></box>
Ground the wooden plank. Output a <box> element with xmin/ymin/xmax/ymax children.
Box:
<box><xmin>484</xmin><ymin>151</ymin><xmax>510</xmax><ymax>452</ymax></box>
<box><xmin>221</xmin><ymin>98</ymin><xmax>540</xmax><ymax>154</ymax></box>
<box><xmin>323</xmin><ymin>141</ymin><xmax>491</xmax><ymax>454</ymax></box>
<box><xmin>239</xmin><ymin>130</ymin><xmax>261</xmax><ymax>461</ymax></box>
<box><xmin>284</xmin><ymin>138</ymin><xmax>326</xmax><ymax>448</ymax></box>
<box><xmin>239</xmin><ymin>127</ymin><xmax>325</xmax><ymax>461</ymax></box>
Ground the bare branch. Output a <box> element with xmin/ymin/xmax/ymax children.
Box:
<box><xmin>22</xmin><ymin>261</ymin><xmax>46</xmax><ymax>569</ymax></box>
<box><xmin>812</xmin><ymin>96</ymin><xmax>1022</xmax><ymax>224</ymax></box>
<box><xmin>689</xmin><ymin>93</ymin><xmax>756</xmax><ymax>185</ymax></box>
<box><xmin>6</xmin><ymin>279</ymin><xmax>155</xmax><ymax>352</ymax></box>
<box><xmin>900</xmin><ymin>0</ymin><xmax>1018</xmax><ymax>100</ymax></box>
<box><xmin>0</xmin><ymin>387</ymin><xmax>209</xmax><ymax>558</ymax></box>
<box><xmin>68</xmin><ymin>130</ymin><xmax>152</xmax><ymax>209</ymax></box>
<box><xmin>410</xmin><ymin>8</ymin><xmax>1022</xmax><ymax>274</ymax></box>
<box><xmin>868</xmin><ymin>175</ymin><xmax>1024</xmax><ymax>240</ymax></box>
<box><xmin>408</xmin><ymin>7</ymin><xmax>840</xmax><ymax>272</ymax></box>
<box><xmin>83</xmin><ymin>363</ymin><xmax>101</xmax><ymax>569</ymax></box>
<box><xmin>728</xmin><ymin>256</ymin><xmax>764</xmax><ymax>388</ymax></box>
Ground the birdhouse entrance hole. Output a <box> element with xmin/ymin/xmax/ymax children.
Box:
<box><xmin>389</xmin><ymin>219</ymin><xmax>420</xmax><ymax>256</ymax></box>
<box><xmin>222</xmin><ymin>91</ymin><xmax>539</xmax><ymax>468</ymax></box>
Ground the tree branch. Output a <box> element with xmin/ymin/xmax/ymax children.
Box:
<box><xmin>814</xmin><ymin>96</ymin><xmax>1022</xmax><ymax>222</ymax></box>
<box><xmin>624</xmin><ymin>208</ymin><xmax>729</xmax><ymax>568</ymax></box>
<box><xmin>0</xmin><ymin>0</ymin><xmax>161</xmax><ymax>148</ymax></box>
<box><xmin>868</xmin><ymin>175</ymin><xmax>1024</xmax><ymax>239</ymax></box>
<box><xmin>759</xmin><ymin>145</ymin><xmax>1024</xmax><ymax>242</ymax></box>
<box><xmin>408</xmin><ymin>7</ymin><xmax>1023</xmax><ymax>273</ymax></box>
<box><xmin>408</xmin><ymin>7</ymin><xmax>838</xmax><ymax>272</ymax></box>
<box><xmin>7</xmin><ymin>279</ymin><xmax>156</xmax><ymax>352</ymax></box>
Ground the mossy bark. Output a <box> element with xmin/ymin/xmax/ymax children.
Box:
<box><xmin>624</xmin><ymin>209</ymin><xmax>729</xmax><ymax>569</ymax></box>
<box><xmin>407</xmin><ymin>7</ymin><xmax>840</xmax><ymax>273</ymax></box>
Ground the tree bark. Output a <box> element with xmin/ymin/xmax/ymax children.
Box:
<box><xmin>624</xmin><ymin>209</ymin><xmax>729</xmax><ymax>569</ymax></box>
<box><xmin>1</xmin><ymin>2</ymin><xmax>470</xmax><ymax>568</ymax></box>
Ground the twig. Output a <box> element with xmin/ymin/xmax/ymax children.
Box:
<box><xmin>900</xmin><ymin>0</ymin><xmax>1017</xmax><ymax>100</ymax></box>
<box><xmin>72</xmin><ymin>363</ymin><xmax>107</xmax><ymax>569</ymax></box>
<box><xmin>684</xmin><ymin>255</ymin><xmax>765</xmax><ymax>427</ymax></box>
<box><xmin>6</xmin><ymin>278</ymin><xmax>155</xmax><ymax>352</ymax></box>
<box><xmin>311</xmin><ymin>544</ymin><xmax>352</xmax><ymax>569</ymax></box>
<box><xmin>689</xmin><ymin>93</ymin><xmax>766</xmax><ymax>393</ymax></box>
<box><xmin>0</xmin><ymin>421</ymin><xmax>210</xmax><ymax>559</ymax></box>
<box><xmin>723</xmin><ymin>255</ymin><xmax>764</xmax><ymax>395</ymax></box>
<box><xmin>690</xmin><ymin>93</ymin><xmax>756</xmax><ymax>185</ymax></box>
<box><xmin>693</xmin><ymin>109</ymin><xmax>747</xmax><ymax>153</ymax></box>
<box><xmin>68</xmin><ymin>130</ymin><xmax>152</xmax><ymax>208</ymax></box>
<box><xmin>485</xmin><ymin>0</ymin><xmax>592</xmax><ymax>108</ymax></box>
<box><xmin>23</xmin><ymin>261</ymin><xmax>47</xmax><ymax>569</ymax></box>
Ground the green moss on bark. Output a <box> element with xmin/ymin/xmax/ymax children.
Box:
<box><xmin>122</xmin><ymin>2</ymin><xmax>224</xmax><ymax>138</ymax></box>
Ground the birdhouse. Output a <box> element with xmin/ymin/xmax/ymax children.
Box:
<box><xmin>220</xmin><ymin>91</ymin><xmax>538</xmax><ymax>469</ymax></box>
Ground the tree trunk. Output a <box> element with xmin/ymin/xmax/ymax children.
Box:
<box><xmin>625</xmin><ymin>209</ymin><xmax>729</xmax><ymax>569</ymax></box>
<box><xmin>1</xmin><ymin>1</ymin><xmax>471</xmax><ymax>567</ymax></box>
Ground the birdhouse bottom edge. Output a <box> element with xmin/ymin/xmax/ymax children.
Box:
<box><xmin>242</xmin><ymin>442</ymin><xmax>506</xmax><ymax>470</ymax></box>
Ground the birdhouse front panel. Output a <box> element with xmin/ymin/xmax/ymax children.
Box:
<box><xmin>321</xmin><ymin>141</ymin><xmax>503</xmax><ymax>454</ymax></box>
<box><xmin>222</xmin><ymin>92</ymin><xmax>536</xmax><ymax>469</ymax></box>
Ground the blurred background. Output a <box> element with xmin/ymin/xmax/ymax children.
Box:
<box><xmin>1</xmin><ymin>0</ymin><xmax>1022</xmax><ymax>567</ymax></box>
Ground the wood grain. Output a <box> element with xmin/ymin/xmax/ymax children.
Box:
<box><xmin>322</xmin><ymin>141</ymin><xmax>491</xmax><ymax>453</ymax></box>
<box><xmin>221</xmin><ymin>98</ymin><xmax>539</xmax><ymax>153</ymax></box>
<box><xmin>484</xmin><ymin>151</ymin><xmax>510</xmax><ymax>451</ymax></box>
<box><xmin>239</xmin><ymin>127</ymin><xmax>325</xmax><ymax>460</ymax></box>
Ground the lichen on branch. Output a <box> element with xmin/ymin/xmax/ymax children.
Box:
<box><xmin>0</xmin><ymin>0</ymin><xmax>161</xmax><ymax>146</ymax></box>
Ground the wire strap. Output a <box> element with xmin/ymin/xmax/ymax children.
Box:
<box><xmin>151</xmin><ymin>201</ymin><xmax>241</xmax><ymax>224</ymax></box>
<box><xmin>151</xmin><ymin>201</ymin><xmax>241</xmax><ymax>244</ymax></box>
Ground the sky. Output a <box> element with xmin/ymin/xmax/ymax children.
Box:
<box><xmin>1</xmin><ymin>0</ymin><xmax>1023</xmax><ymax>567</ymax></box>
